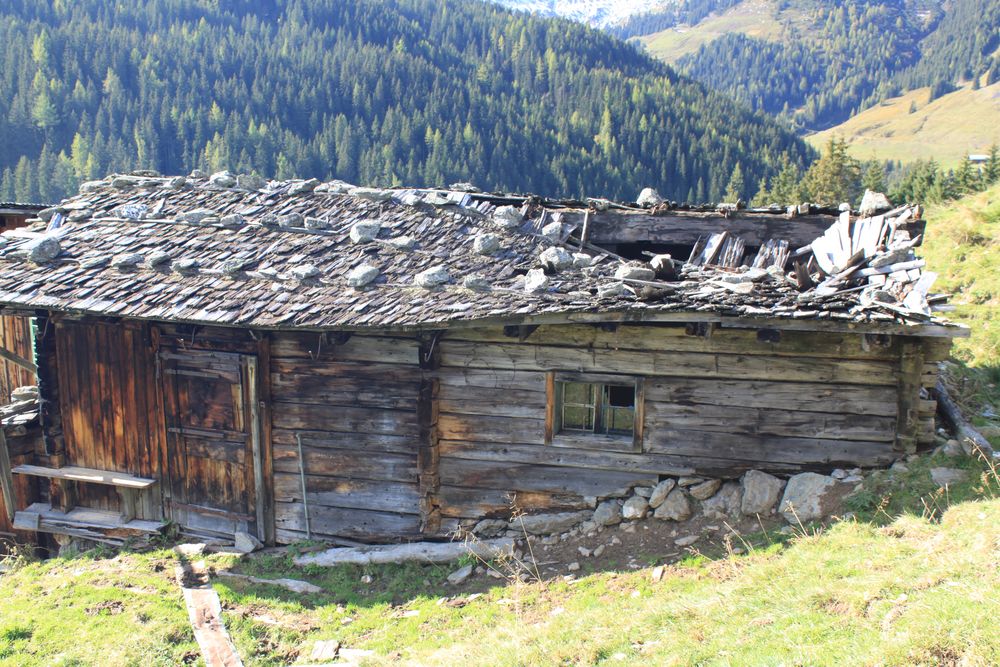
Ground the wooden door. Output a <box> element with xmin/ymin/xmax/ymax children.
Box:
<box><xmin>160</xmin><ymin>349</ymin><xmax>264</xmax><ymax>539</ymax></box>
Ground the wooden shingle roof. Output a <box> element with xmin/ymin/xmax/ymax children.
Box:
<box><xmin>0</xmin><ymin>174</ymin><xmax>965</xmax><ymax>336</ymax></box>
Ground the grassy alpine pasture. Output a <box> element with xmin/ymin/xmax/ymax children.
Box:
<box><xmin>1</xmin><ymin>452</ymin><xmax>998</xmax><ymax>666</ymax></box>
<box><xmin>637</xmin><ymin>0</ymin><xmax>810</xmax><ymax>63</ymax></box>
<box><xmin>809</xmin><ymin>82</ymin><xmax>1000</xmax><ymax>168</ymax></box>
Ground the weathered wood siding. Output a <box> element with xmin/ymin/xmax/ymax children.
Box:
<box><xmin>0</xmin><ymin>315</ymin><xmax>34</xmax><ymax>406</ymax></box>
<box><xmin>433</xmin><ymin>324</ymin><xmax>922</xmax><ymax>523</ymax></box>
<box><xmin>54</xmin><ymin>320</ymin><xmax>163</xmax><ymax>514</ymax></box>
<box><xmin>269</xmin><ymin>332</ymin><xmax>424</xmax><ymax>544</ymax></box>
<box><xmin>22</xmin><ymin>317</ymin><xmax>949</xmax><ymax>545</ymax></box>
<box><xmin>0</xmin><ymin>428</ymin><xmax>42</xmax><ymax>540</ymax></box>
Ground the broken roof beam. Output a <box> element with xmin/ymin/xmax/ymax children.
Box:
<box><xmin>0</xmin><ymin>345</ymin><xmax>36</xmax><ymax>374</ymax></box>
<box><xmin>552</xmin><ymin>210</ymin><xmax>837</xmax><ymax>248</ymax></box>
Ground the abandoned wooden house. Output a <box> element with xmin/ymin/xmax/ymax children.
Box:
<box><xmin>0</xmin><ymin>173</ymin><xmax>965</xmax><ymax>547</ymax></box>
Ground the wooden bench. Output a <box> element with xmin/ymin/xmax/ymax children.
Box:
<box><xmin>12</xmin><ymin>464</ymin><xmax>158</xmax><ymax>522</ymax></box>
<box><xmin>13</xmin><ymin>502</ymin><xmax>165</xmax><ymax>543</ymax></box>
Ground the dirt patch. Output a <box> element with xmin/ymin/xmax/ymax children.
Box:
<box><xmin>85</xmin><ymin>600</ymin><xmax>125</xmax><ymax>616</ymax></box>
<box><xmin>511</xmin><ymin>511</ymin><xmax>784</xmax><ymax>581</ymax></box>
<box><xmin>227</xmin><ymin>602</ymin><xmax>318</xmax><ymax>634</ymax></box>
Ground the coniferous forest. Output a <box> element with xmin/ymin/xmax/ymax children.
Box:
<box><xmin>0</xmin><ymin>0</ymin><xmax>813</xmax><ymax>205</ymax></box>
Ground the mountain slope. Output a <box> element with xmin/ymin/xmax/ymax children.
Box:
<box><xmin>0</xmin><ymin>0</ymin><xmax>810</xmax><ymax>204</ymax></box>
<box><xmin>635</xmin><ymin>0</ymin><xmax>999</xmax><ymax>138</ymax></box>
<box><xmin>809</xmin><ymin>82</ymin><xmax>1000</xmax><ymax>167</ymax></box>
<box><xmin>675</xmin><ymin>0</ymin><xmax>930</xmax><ymax>131</ymax></box>
<box><xmin>637</xmin><ymin>0</ymin><xmax>806</xmax><ymax>63</ymax></box>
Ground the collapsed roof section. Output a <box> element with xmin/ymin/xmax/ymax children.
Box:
<box><xmin>0</xmin><ymin>171</ymin><xmax>965</xmax><ymax>336</ymax></box>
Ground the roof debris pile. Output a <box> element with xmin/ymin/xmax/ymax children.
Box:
<box><xmin>676</xmin><ymin>203</ymin><xmax>940</xmax><ymax>322</ymax></box>
<box><xmin>0</xmin><ymin>171</ymin><xmax>959</xmax><ymax>332</ymax></box>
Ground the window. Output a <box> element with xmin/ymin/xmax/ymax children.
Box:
<box><xmin>546</xmin><ymin>373</ymin><xmax>644</xmax><ymax>452</ymax></box>
<box><xmin>559</xmin><ymin>381</ymin><xmax>635</xmax><ymax>436</ymax></box>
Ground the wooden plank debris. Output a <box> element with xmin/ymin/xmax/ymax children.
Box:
<box><xmin>174</xmin><ymin>548</ymin><xmax>244</xmax><ymax>667</ymax></box>
<box><xmin>293</xmin><ymin>538</ymin><xmax>515</xmax><ymax>567</ymax></box>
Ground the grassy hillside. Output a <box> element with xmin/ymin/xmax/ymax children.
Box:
<box><xmin>637</xmin><ymin>0</ymin><xmax>803</xmax><ymax>63</ymax></box>
<box><xmin>921</xmin><ymin>181</ymin><xmax>1000</xmax><ymax>370</ymax></box>
<box><xmin>2</xmin><ymin>453</ymin><xmax>998</xmax><ymax>665</ymax></box>
<box><xmin>810</xmin><ymin>82</ymin><xmax>1000</xmax><ymax>168</ymax></box>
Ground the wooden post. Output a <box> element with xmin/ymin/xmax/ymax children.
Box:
<box><xmin>245</xmin><ymin>356</ymin><xmax>267</xmax><ymax>543</ymax></box>
<box><xmin>36</xmin><ymin>315</ymin><xmax>66</xmax><ymax>464</ymax></box>
<box><xmin>544</xmin><ymin>371</ymin><xmax>556</xmax><ymax>445</ymax></box>
<box><xmin>417</xmin><ymin>334</ymin><xmax>441</xmax><ymax>535</ymax></box>
<box><xmin>119</xmin><ymin>488</ymin><xmax>138</xmax><ymax>522</ymax></box>
<box><xmin>0</xmin><ymin>429</ymin><xmax>15</xmax><ymax>523</ymax></box>
<box><xmin>896</xmin><ymin>338</ymin><xmax>925</xmax><ymax>454</ymax></box>
<box><xmin>255</xmin><ymin>333</ymin><xmax>275</xmax><ymax>545</ymax></box>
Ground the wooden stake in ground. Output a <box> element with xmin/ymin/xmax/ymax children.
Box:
<box><xmin>174</xmin><ymin>546</ymin><xmax>244</xmax><ymax>667</ymax></box>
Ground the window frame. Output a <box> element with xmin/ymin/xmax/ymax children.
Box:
<box><xmin>545</xmin><ymin>371</ymin><xmax>645</xmax><ymax>453</ymax></box>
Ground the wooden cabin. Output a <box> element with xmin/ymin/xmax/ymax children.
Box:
<box><xmin>0</xmin><ymin>174</ymin><xmax>965</xmax><ymax>546</ymax></box>
<box><xmin>0</xmin><ymin>202</ymin><xmax>46</xmax><ymax>233</ymax></box>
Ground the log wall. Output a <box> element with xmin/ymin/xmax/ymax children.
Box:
<box><xmin>15</xmin><ymin>317</ymin><xmax>949</xmax><ymax>545</ymax></box>
<box><xmin>432</xmin><ymin>323</ymin><xmax>937</xmax><ymax>524</ymax></box>
<box><xmin>268</xmin><ymin>332</ymin><xmax>425</xmax><ymax>544</ymax></box>
<box><xmin>0</xmin><ymin>315</ymin><xmax>34</xmax><ymax>406</ymax></box>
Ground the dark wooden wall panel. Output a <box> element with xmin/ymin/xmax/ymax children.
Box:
<box><xmin>0</xmin><ymin>315</ymin><xmax>34</xmax><ymax>406</ymax></box>
<box><xmin>269</xmin><ymin>332</ymin><xmax>424</xmax><ymax>544</ymax></box>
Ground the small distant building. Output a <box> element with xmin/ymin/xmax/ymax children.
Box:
<box><xmin>0</xmin><ymin>203</ymin><xmax>47</xmax><ymax>233</ymax></box>
<box><xmin>969</xmin><ymin>154</ymin><xmax>990</xmax><ymax>164</ymax></box>
<box><xmin>0</xmin><ymin>174</ymin><xmax>965</xmax><ymax>547</ymax></box>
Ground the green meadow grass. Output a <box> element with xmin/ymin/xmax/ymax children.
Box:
<box><xmin>2</xmin><ymin>450</ymin><xmax>996</xmax><ymax>666</ymax></box>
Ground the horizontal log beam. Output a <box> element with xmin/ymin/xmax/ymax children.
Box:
<box><xmin>552</xmin><ymin>209</ymin><xmax>837</xmax><ymax>247</ymax></box>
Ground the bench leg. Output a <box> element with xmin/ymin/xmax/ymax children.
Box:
<box><xmin>119</xmin><ymin>488</ymin><xmax>137</xmax><ymax>522</ymax></box>
<box><xmin>50</xmin><ymin>479</ymin><xmax>76</xmax><ymax>513</ymax></box>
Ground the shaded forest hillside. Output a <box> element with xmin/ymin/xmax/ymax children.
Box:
<box><xmin>0</xmin><ymin>0</ymin><xmax>811</xmax><ymax>204</ymax></box>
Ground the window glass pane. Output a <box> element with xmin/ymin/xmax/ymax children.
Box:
<box><xmin>562</xmin><ymin>382</ymin><xmax>595</xmax><ymax>406</ymax></box>
<box><xmin>562</xmin><ymin>405</ymin><xmax>594</xmax><ymax>431</ymax></box>
<box><xmin>606</xmin><ymin>406</ymin><xmax>634</xmax><ymax>435</ymax></box>
<box><xmin>606</xmin><ymin>384</ymin><xmax>635</xmax><ymax>408</ymax></box>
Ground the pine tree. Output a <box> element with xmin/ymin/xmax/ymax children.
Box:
<box><xmin>861</xmin><ymin>160</ymin><xmax>886</xmax><ymax>194</ymax></box>
<box><xmin>0</xmin><ymin>168</ymin><xmax>14</xmax><ymax>201</ymax></box>
<box><xmin>984</xmin><ymin>144</ymin><xmax>1000</xmax><ymax>185</ymax></box>
<box><xmin>770</xmin><ymin>158</ymin><xmax>803</xmax><ymax>206</ymax></box>
<box><xmin>954</xmin><ymin>156</ymin><xmax>979</xmax><ymax>195</ymax></box>
<box><xmin>724</xmin><ymin>163</ymin><xmax>745</xmax><ymax>202</ymax></box>
<box><xmin>799</xmin><ymin>137</ymin><xmax>862</xmax><ymax>206</ymax></box>
<box><xmin>750</xmin><ymin>176</ymin><xmax>770</xmax><ymax>207</ymax></box>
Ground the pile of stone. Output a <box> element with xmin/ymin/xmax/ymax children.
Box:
<box><xmin>1</xmin><ymin>385</ymin><xmax>39</xmax><ymax>438</ymax></box>
<box><xmin>469</xmin><ymin>467</ymin><xmax>875</xmax><ymax>547</ymax></box>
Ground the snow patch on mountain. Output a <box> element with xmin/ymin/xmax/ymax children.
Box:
<box><xmin>489</xmin><ymin>1</ymin><xmax>676</xmax><ymax>28</ymax></box>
